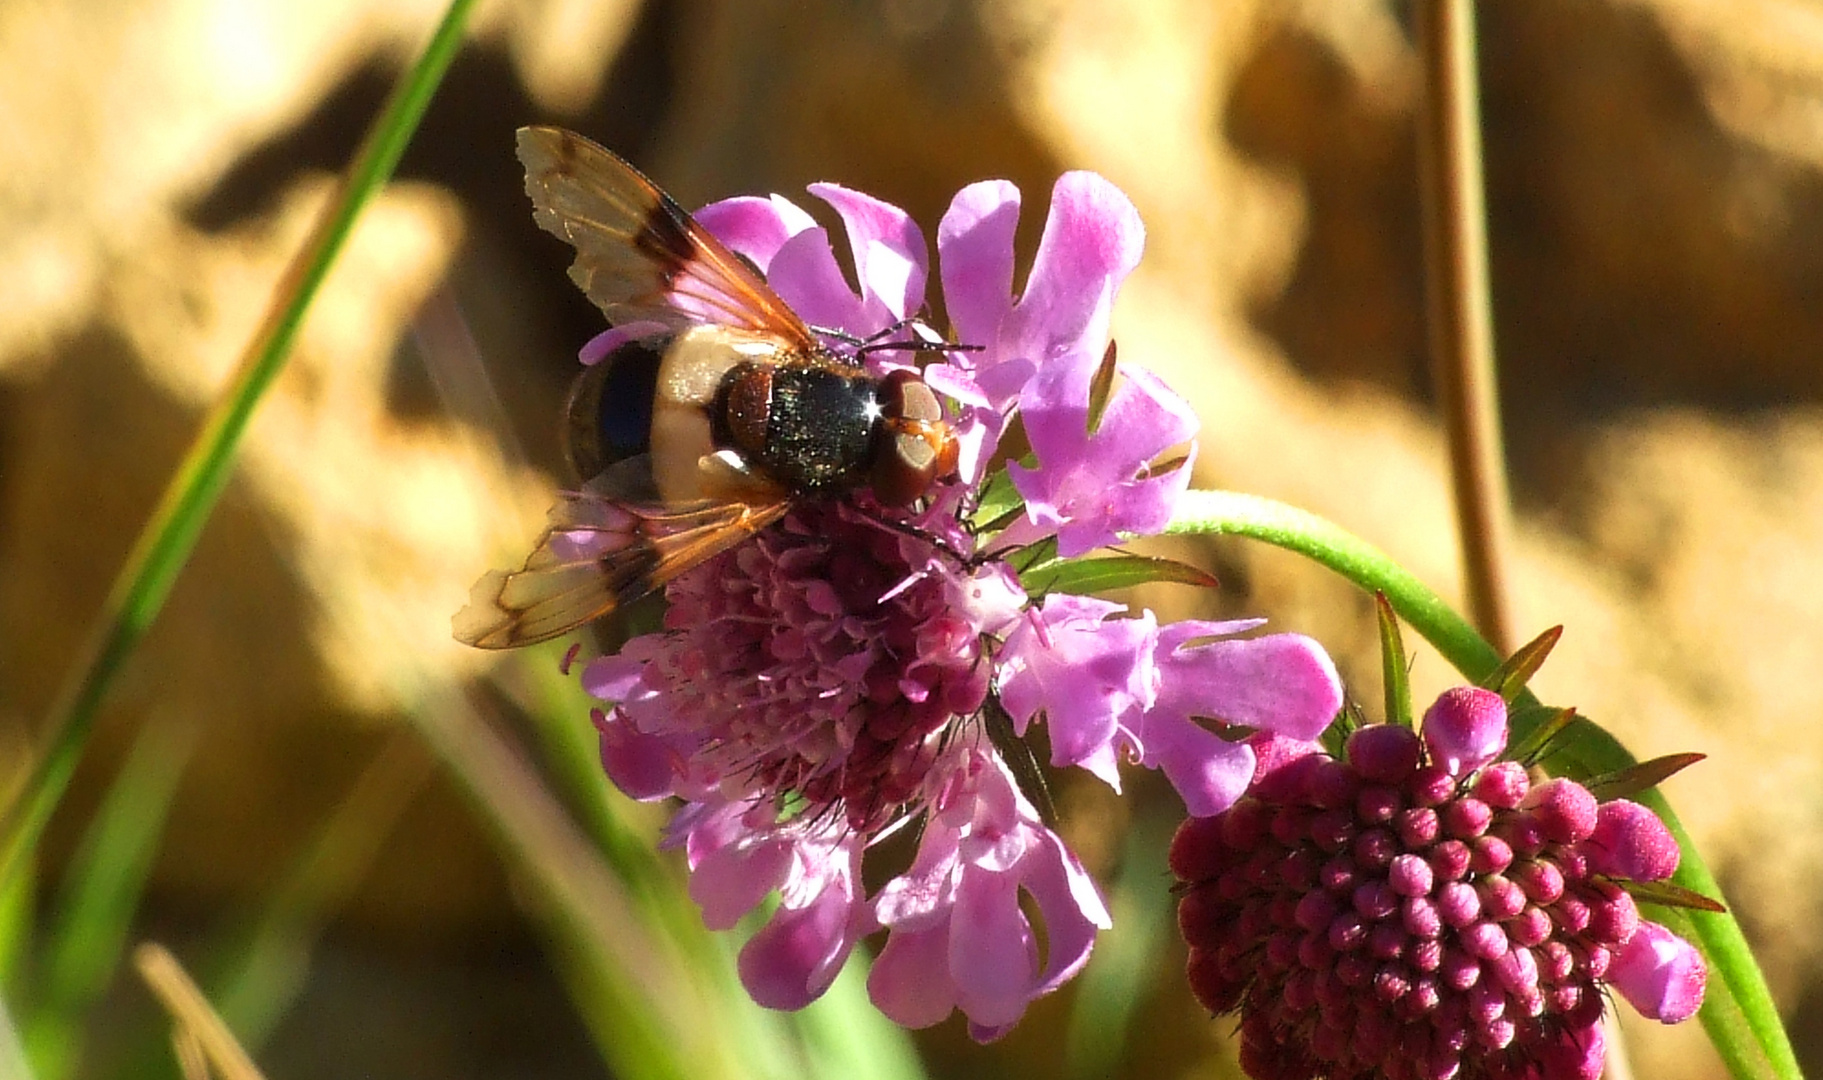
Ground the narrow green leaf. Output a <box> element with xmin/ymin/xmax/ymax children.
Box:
<box><xmin>1018</xmin><ymin>553</ymin><xmax>1217</xmax><ymax>598</ymax></box>
<box><xmin>1006</xmin><ymin>535</ymin><xmax>1058</xmax><ymax>576</ymax></box>
<box><xmin>1085</xmin><ymin>339</ymin><xmax>1118</xmax><ymax>436</ymax></box>
<box><xmin>983</xmin><ymin>695</ymin><xmax>1054</xmax><ymax>827</ymax></box>
<box><xmin>1584</xmin><ymin>753</ymin><xmax>1707</xmax><ymax>802</ymax></box>
<box><xmin>1375</xmin><ymin>592</ymin><xmax>1415</xmax><ymax>729</ymax></box>
<box><xmin>1622</xmin><ymin>879</ymin><xmax>1728</xmax><ymax>915</ymax></box>
<box><xmin>206</xmin><ymin>735</ymin><xmax>431</xmax><ymax>1050</ymax></box>
<box><xmin>1166</xmin><ymin>489</ymin><xmax>1802</xmax><ymax>1080</ymax></box>
<box><xmin>1504</xmin><ymin>705</ymin><xmax>1577</xmax><ymax>769</ymax></box>
<box><xmin>23</xmin><ymin>719</ymin><xmax>194</xmax><ymax>1080</ymax></box>
<box><xmin>1478</xmin><ymin>625</ymin><xmax>1563</xmax><ymax>703</ymax></box>
<box><xmin>968</xmin><ymin>468</ymin><xmax>1026</xmax><ymax>537</ymax></box>
<box><xmin>0</xmin><ymin>0</ymin><xmax>480</xmax><ymax>888</ymax></box>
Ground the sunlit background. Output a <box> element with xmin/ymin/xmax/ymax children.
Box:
<box><xmin>2</xmin><ymin>0</ymin><xmax>1821</xmax><ymax>1076</ymax></box>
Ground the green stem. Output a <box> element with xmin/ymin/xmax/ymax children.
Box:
<box><xmin>0</xmin><ymin>0</ymin><xmax>479</xmax><ymax>887</ymax></box>
<box><xmin>1166</xmin><ymin>490</ymin><xmax>1799</xmax><ymax>1080</ymax></box>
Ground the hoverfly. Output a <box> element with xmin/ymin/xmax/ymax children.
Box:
<box><xmin>454</xmin><ymin>127</ymin><xmax>962</xmax><ymax>650</ymax></box>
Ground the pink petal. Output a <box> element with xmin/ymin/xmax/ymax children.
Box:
<box><xmin>1421</xmin><ymin>686</ymin><xmax>1509</xmax><ymax>777</ymax></box>
<box><xmin>1154</xmin><ymin>624</ymin><xmax>1343</xmax><ymax>741</ymax></box>
<box><xmin>1003</xmin><ymin>172</ymin><xmax>1145</xmax><ymax>375</ymax></box>
<box><xmin>1019</xmin><ymin>829</ymin><xmax>1111</xmax><ymax>996</ymax></box>
<box><xmin>1142</xmin><ymin>718</ymin><xmax>1258</xmax><ymax>818</ymax></box>
<box><xmin>737</xmin><ymin>883</ymin><xmax>861</xmax><ymax>1010</ymax></box>
<box><xmin>868</xmin><ymin>925</ymin><xmax>957</xmax><ymax>1029</ymax></box>
<box><xmin>1610</xmin><ymin>920</ymin><xmax>1707</xmax><ymax>1023</ymax></box>
<box><xmin>578</xmin><ymin>321</ymin><xmax>671</xmax><ymax>364</ymax></box>
<box><xmin>694</xmin><ymin>194</ymin><xmax>817</xmax><ymax>270</ymax></box>
<box><xmin>808</xmin><ymin>182</ymin><xmax>929</xmax><ymax>323</ymax></box>
<box><xmin>765</xmin><ymin>226</ymin><xmax>873</xmax><ymax>334</ymax></box>
<box><xmin>937</xmin><ymin>180</ymin><xmax>1021</xmax><ymax>363</ymax></box>
<box><xmin>996</xmin><ymin>595</ymin><xmax>1155</xmax><ymax>782</ymax></box>
<box><xmin>593</xmin><ymin>708</ymin><xmax>679</xmax><ymax>801</ymax></box>
<box><xmin>950</xmin><ymin>862</ymin><xmax>1039</xmax><ymax>1028</ymax></box>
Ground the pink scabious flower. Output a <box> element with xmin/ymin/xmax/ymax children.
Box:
<box><xmin>579</xmin><ymin>172</ymin><xmax>1344</xmax><ymax>1037</ymax></box>
<box><xmin>1170</xmin><ymin>685</ymin><xmax>1707</xmax><ymax>1080</ymax></box>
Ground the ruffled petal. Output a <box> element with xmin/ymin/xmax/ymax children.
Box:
<box><xmin>996</xmin><ymin>594</ymin><xmax>1155</xmax><ymax>783</ymax></box>
<box><xmin>1152</xmin><ymin>623</ymin><xmax>1344</xmax><ymax>741</ymax></box>
<box><xmin>694</xmin><ymin>193</ymin><xmax>817</xmax><ymax>270</ymax></box>
<box><xmin>1002</xmin><ymin>172</ymin><xmax>1145</xmax><ymax>378</ymax></box>
<box><xmin>593</xmin><ymin>708</ymin><xmax>680</xmax><ymax>801</ymax></box>
<box><xmin>867</xmin><ymin>924</ymin><xmax>958</xmax><ymax>1028</ymax></box>
<box><xmin>808</xmin><ymin>182</ymin><xmax>929</xmax><ymax>324</ymax></box>
<box><xmin>937</xmin><ymin>180</ymin><xmax>1020</xmax><ymax>364</ymax></box>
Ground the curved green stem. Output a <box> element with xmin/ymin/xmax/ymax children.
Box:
<box><xmin>0</xmin><ymin>0</ymin><xmax>479</xmax><ymax>887</ymax></box>
<box><xmin>1167</xmin><ymin>490</ymin><xmax>1798</xmax><ymax>1080</ymax></box>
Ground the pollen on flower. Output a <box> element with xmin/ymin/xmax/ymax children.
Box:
<box><xmin>1171</xmin><ymin>690</ymin><xmax>1706</xmax><ymax>1080</ymax></box>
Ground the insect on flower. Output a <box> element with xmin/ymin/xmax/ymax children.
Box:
<box><xmin>455</xmin><ymin>127</ymin><xmax>964</xmax><ymax>649</ymax></box>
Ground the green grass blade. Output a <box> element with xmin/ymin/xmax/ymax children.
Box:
<box><xmin>790</xmin><ymin>954</ymin><xmax>926</xmax><ymax>1080</ymax></box>
<box><xmin>406</xmin><ymin>685</ymin><xmax>715</xmax><ymax>1080</ymax></box>
<box><xmin>0</xmin><ymin>0</ymin><xmax>479</xmax><ymax>889</ymax></box>
<box><xmin>0</xmin><ymin>997</ymin><xmax>36</xmax><ymax>1080</ymax></box>
<box><xmin>22</xmin><ymin>718</ymin><xmax>194</xmax><ymax>1080</ymax></box>
<box><xmin>1166</xmin><ymin>489</ymin><xmax>1800</xmax><ymax>1080</ymax></box>
<box><xmin>1064</xmin><ymin>809</ymin><xmax>1176</xmax><ymax>1080</ymax></box>
<box><xmin>206</xmin><ymin>733</ymin><xmax>431</xmax><ymax>1048</ymax></box>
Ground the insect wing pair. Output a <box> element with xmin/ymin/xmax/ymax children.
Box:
<box><xmin>454</xmin><ymin>128</ymin><xmax>958</xmax><ymax>650</ymax></box>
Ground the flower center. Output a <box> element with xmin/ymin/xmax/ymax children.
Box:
<box><xmin>1173</xmin><ymin>727</ymin><xmax>1632</xmax><ymax>1080</ymax></box>
<box><xmin>638</xmin><ymin>503</ymin><xmax>990</xmax><ymax>832</ymax></box>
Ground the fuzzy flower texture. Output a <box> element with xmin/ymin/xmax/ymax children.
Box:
<box><xmin>1172</xmin><ymin>687</ymin><xmax>1707</xmax><ymax>1080</ymax></box>
<box><xmin>577</xmin><ymin>172</ymin><xmax>1344</xmax><ymax>1039</ymax></box>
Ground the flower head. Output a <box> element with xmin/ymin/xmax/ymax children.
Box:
<box><xmin>1171</xmin><ymin>683</ymin><xmax>1707</xmax><ymax>1080</ymax></box>
<box><xmin>576</xmin><ymin>170</ymin><xmax>1344</xmax><ymax>1036</ymax></box>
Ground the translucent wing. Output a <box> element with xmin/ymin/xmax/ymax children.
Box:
<box><xmin>516</xmin><ymin>126</ymin><xmax>818</xmax><ymax>348</ymax></box>
<box><xmin>454</xmin><ymin>491</ymin><xmax>789</xmax><ymax>649</ymax></box>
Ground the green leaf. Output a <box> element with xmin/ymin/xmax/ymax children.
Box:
<box><xmin>1375</xmin><ymin>592</ymin><xmax>1415</xmax><ymax>729</ymax></box>
<box><xmin>1622</xmin><ymin>878</ymin><xmax>1728</xmax><ymax>915</ymax></box>
<box><xmin>983</xmin><ymin>696</ymin><xmax>1055</xmax><ymax>826</ymax></box>
<box><xmin>968</xmin><ymin>467</ymin><xmax>1027</xmax><ymax>538</ymax></box>
<box><xmin>1006</xmin><ymin>535</ymin><xmax>1059</xmax><ymax>576</ymax></box>
<box><xmin>1584</xmin><ymin>752</ymin><xmax>1707</xmax><ymax>802</ymax></box>
<box><xmin>1085</xmin><ymin>339</ymin><xmax>1118</xmax><ymax>436</ymax></box>
<box><xmin>23</xmin><ymin>718</ymin><xmax>193</xmax><ymax>1080</ymax></box>
<box><xmin>0</xmin><ymin>0</ymin><xmax>482</xmax><ymax>888</ymax></box>
<box><xmin>1478</xmin><ymin>625</ymin><xmax>1563</xmax><ymax>703</ymax></box>
<box><xmin>1504</xmin><ymin>705</ymin><xmax>1577</xmax><ymax>768</ymax></box>
<box><xmin>1018</xmin><ymin>553</ymin><xmax>1217</xmax><ymax>597</ymax></box>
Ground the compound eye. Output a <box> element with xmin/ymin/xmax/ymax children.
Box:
<box><xmin>872</xmin><ymin>431</ymin><xmax>939</xmax><ymax>506</ymax></box>
<box><xmin>880</xmin><ymin>369</ymin><xmax>943</xmax><ymax>423</ymax></box>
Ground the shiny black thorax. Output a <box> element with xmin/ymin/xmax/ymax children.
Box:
<box><xmin>713</xmin><ymin>357</ymin><xmax>880</xmax><ymax>492</ymax></box>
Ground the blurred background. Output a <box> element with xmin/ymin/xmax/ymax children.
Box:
<box><xmin>2</xmin><ymin>0</ymin><xmax>1821</xmax><ymax>1076</ymax></box>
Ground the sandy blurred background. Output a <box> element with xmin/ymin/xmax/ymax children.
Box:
<box><xmin>2</xmin><ymin>0</ymin><xmax>1820</xmax><ymax>1076</ymax></box>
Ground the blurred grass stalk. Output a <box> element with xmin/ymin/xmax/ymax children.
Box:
<box><xmin>1414</xmin><ymin>0</ymin><xmax>1517</xmax><ymax>657</ymax></box>
<box><xmin>22</xmin><ymin>717</ymin><xmax>194</xmax><ymax>1080</ymax></box>
<box><xmin>0</xmin><ymin>0</ymin><xmax>478</xmax><ymax>886</ymax></box>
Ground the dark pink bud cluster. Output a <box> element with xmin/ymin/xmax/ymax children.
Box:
<box><xmin>1171</xmin><ymin>703</ymin><xmax>1699</xmax><ymax>1080</ymax></box>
